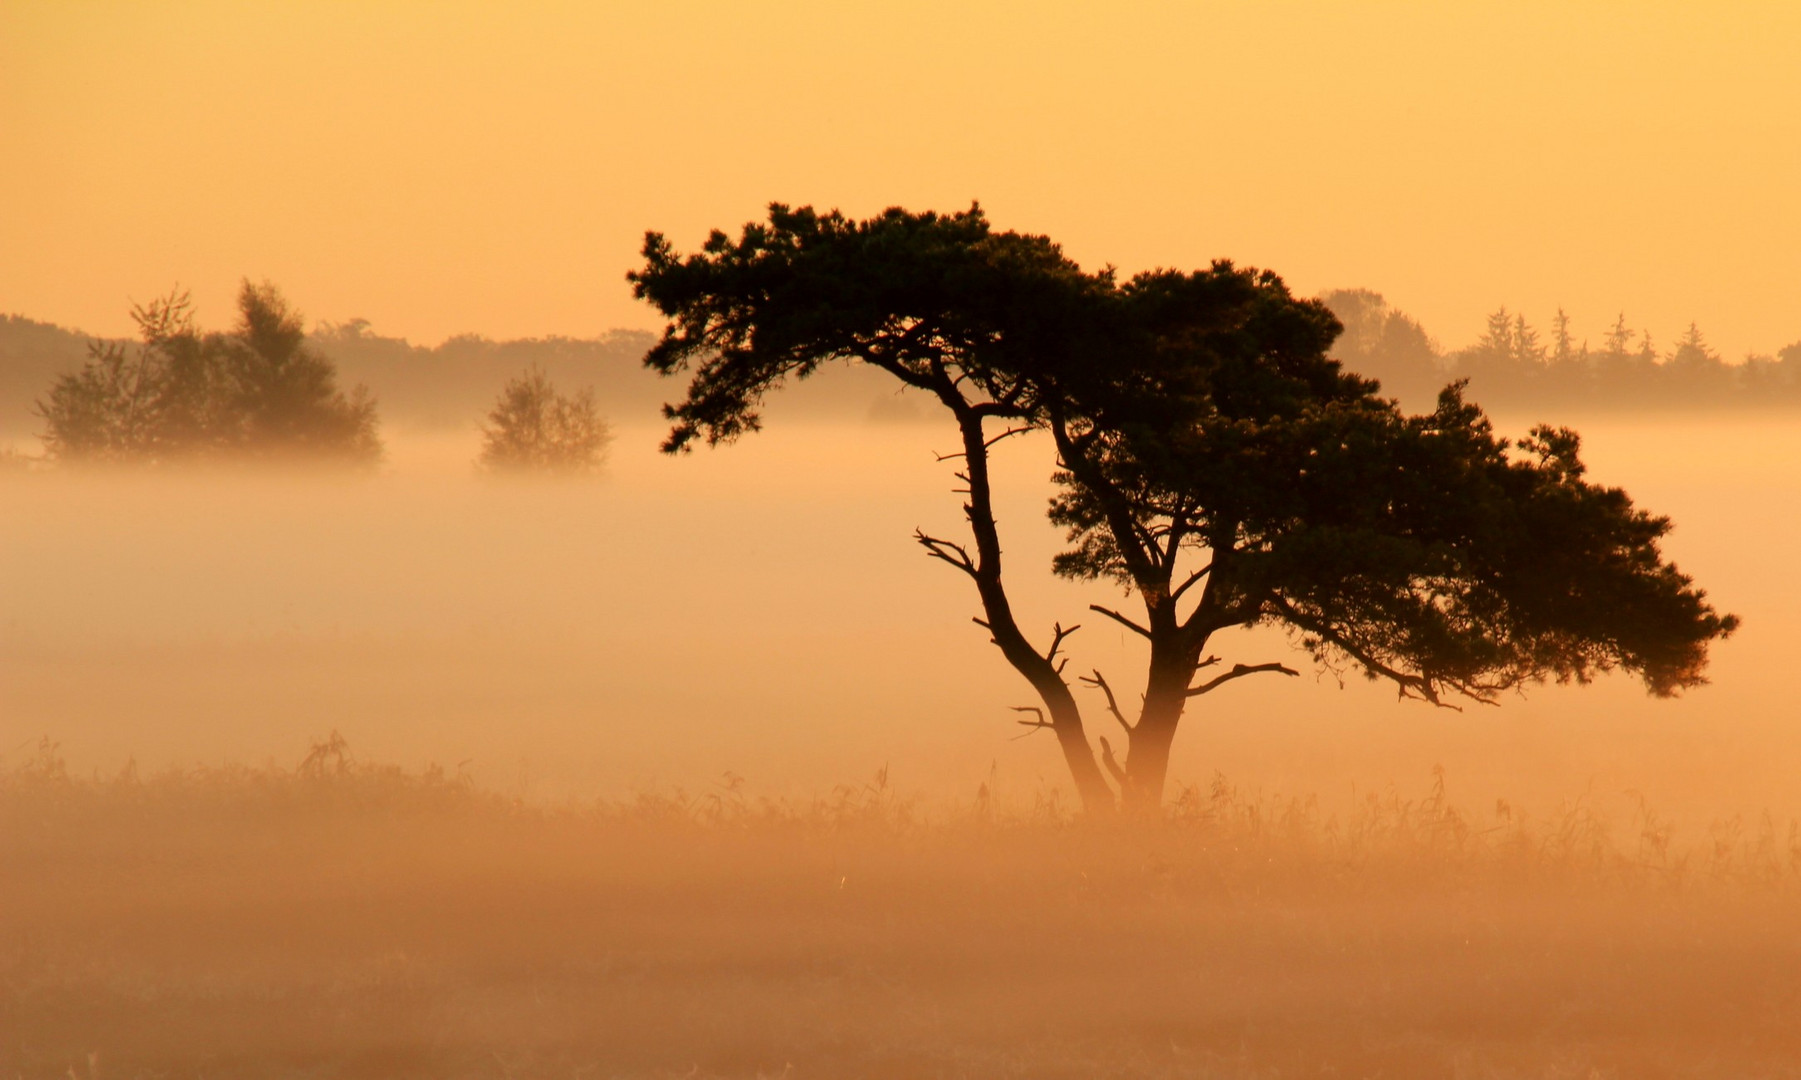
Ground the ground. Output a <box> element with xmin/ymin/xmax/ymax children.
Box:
<box><xmin>6</xmin><ymin>747</ymin><xmax>1801</xmax><ymax>1079</ymax></box>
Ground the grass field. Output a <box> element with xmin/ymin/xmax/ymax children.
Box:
<box><xmin>6</xmin><ymin>737</ymin><xmax>1801</xmax><ymax>1079</ymax></box>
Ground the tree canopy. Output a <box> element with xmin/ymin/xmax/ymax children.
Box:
<box><xmin>36</xmin><ymin>282</ymin><xmax>381</xmax><ymax>465</ymax></box>
<box><xmin>632</xmin><ymin>203</ymin><xmax>1737</xmax><ymax>814</ymax></box>
<box><xmin>478</xmin><ymin>367</ymin><xmax>613</xmax><ymax>474</ymax></box>
<box><xmin>633</xmin><ymin>204</ymin><xmax>1108</xmax><ymax>449</ymax></box>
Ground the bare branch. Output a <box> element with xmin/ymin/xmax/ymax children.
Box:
<box><xmin>1265</xmin><ymin>596</ymin><xmax>1478</xmax><ymax>709</ymax></box>
<box><xmin>969</xmin><ymin>400</ymin><xmax>1031</xmax><ymax>420</ymax></box>
<box><xmin>1088</xmin><ymin>604</ymin><xmax>1152</xmax><ymax>639</ymax></box>
<box><xmin>935</xmin><ymin>432</ymin><xmax>1017</xmax><ymax>461</ymax></box>
<box><xmin>1186</xmin><ymin>661</ymin><xmax>1300</xmax><ymax>697</ymax></box>
<box><xmin>1098</xmin><ymin>736</ymin><xmax>1128</xmax><ymax>790</ymax></box>
<box><xmin>914</xmin><ymin>529</ymin><xmax>977</xmax><ymax>578</ymax></box>
<box><xmin>1010</xmin><ymin>705</ymin><xmax>1055</xmax><ymax>740</ymax></box>
<box><xmin>1170</xmin><ymin>561</ymin><xmax>1214</xmax><ymax>602</ymax></box>
<box><xmin>1405</xmin><ymin>686</ymin><xmax>1467</xmax><ymax>712</ymax></box>
<box><xmin>983</xmin><ymin>425</ymin><xmax>1030</xmax><ymax>450</ymax></box>
<box><xmin>1078</xmin><ymin>669</ymin><xmax>1133</xmax><ymax>735</ymax></box>
<box><xmin>1045</xmin><ymin>621</ymin><xmax>1081</xmax><ymax>665</ymax></box>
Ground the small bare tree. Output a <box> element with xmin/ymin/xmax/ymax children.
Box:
<box><xmin>478</xmin><ymin>367</ymin><xmax>612</xmax><ymax>474</ymax></box>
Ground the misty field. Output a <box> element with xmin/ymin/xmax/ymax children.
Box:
<box><xmin>14</xmin><ymin>3</ymin><xmax>1801</xmax><ymax>1074</ymax></box>
<box><xmin>5</xmin><ymin>420</ymin><xmax>1801</xmax><ymax>1078</ymax></box>
<box><xmin>7</xmin><ymin>740</ymin><xmax>1801</xmax><ymax>1080</ymax></box>
<box><xmin>5</xmin><ymin>415</ymin><xmax>1797</xmax><ymax>823</ymax></box>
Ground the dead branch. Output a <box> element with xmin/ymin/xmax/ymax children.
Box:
<box><xmin>914</xmin><ymin>529</ymin><xmax>977</xmax><ymax>578</ymax></box>
<box><xmin>1396</xmin><ymin>682</ymin><xmax>1467</xmax><ymax>712</ymax></box>
<box><xmin>1098</xmin><ymin>736</ymin><xmax>1128</xmax><ymax>790</ymax></box>
<box><xmin>1088</xmin><ymin>604</ymin><xmax>1152</xmax><ymax>639</ymax></box>
<box><xmin>1186</xmin><ymin>661</ymin><xmax>1300</xmax><ymax>697</ymax></box>
<box><xmin>1045</xmin><ymin>621</ymin><xmax>1081</xmax><ymax>665</ymax></box>
<box><xmin>1170</xmin><ymin>561</ymin><xmax>1214</xmax><ymax>602</ymax></box>
<box><xmin>1010</xmin><ymin>705</ymin><xmax>1055</xmax><ymax>739</ymax></box>
<box><xmin>983</xmin><ymin>425</ymin><xmax>1030</xmax><ymax>450</ymax></box>
<box><xmin>1078</xmin><ymin>669</ymin><xmax>1133</xmax><ymax>735</ymax></box>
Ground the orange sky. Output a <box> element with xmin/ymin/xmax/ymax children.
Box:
<box><xmin>4</xmin><ymin>1</ymin><xmax>1800</xmax><ymax>358</ymax></box>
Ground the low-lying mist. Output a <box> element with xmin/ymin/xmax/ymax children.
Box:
<box><xmin>4</xmin><ymin>395</ymin><xmax>1799</xmax><ymax>1077</ymax></box>
<box><xmin>2</xmin><ymin>402</ymin><xmax>1794</xmax><ymax>829</ymax></box>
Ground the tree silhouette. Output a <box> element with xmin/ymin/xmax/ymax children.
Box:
<box><xmin>36</xmin><ymin>282</ymin><xmax>380</xmax><ymax>464</ymax></box>
<box><xmin>478</xmin><ymin>367</ymin><xmax>612</xmax><ymax>473</ymax></box>
<box><xmin>1182</xmin><ymin>295</ymin><xmax>1801</xmax><ymax>412</ymax></box>
<box><xmin>633</xmin><ymin>204</ymin><xmax>1121</xmax><ymax>806</ymax></box>
<box><xmin>1033</xmin><ymin>273</ymin><xmax>1736</xmax><ymax>808</ymax></box>
<box><xmin>1319</xmin><ymin>289</ymin><xmax>1441</xmax><ymax>408</ymax></box>
<box><xmin>34</xmin><ymin>291</ymin><xmax>217</xmax><ymax>462</ymax></box>
<box><xmin>632</xmin><ymin>203</ymin><xmax>1738</xmax><ymax>814</ymax></box>
<box><xmin>225</xmin><ymin>282</ymin><xmax>380</xmax><ymax>460</ymax></box>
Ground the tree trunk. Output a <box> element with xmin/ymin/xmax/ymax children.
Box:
<box><xmin>1122</xmin><ymin>686</ymin><xmax>1186</xmax><ymax>814</ymax></box>
<box><xmin>942</xmin><ymin>401</ymin><xmax>1115</xmax><ymax>815</ymax></box>
<box><xmin>1044</xmin><ymin>682</ymin><xmax>1118</xmax><ymax>815</ymax></box>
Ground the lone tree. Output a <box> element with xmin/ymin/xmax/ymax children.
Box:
<box><xmin>631</xmin><ymin>204</ymin><xmax>1737</xmax><ymax>814</ymax></box>
<box><xmin>478</xmin><ymin>367</ymin><xmax>613</xmax><ymax>474</ymax></box>
<box><xmin>36</xmin><ymin>281</ymin><xmax>381</xmax><ymax>465</ymax></box>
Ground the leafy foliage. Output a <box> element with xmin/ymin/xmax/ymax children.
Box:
<box><xmin>478</xmin><ymin>367</ymin><xmax>613</xmax><ymax>474</ymax></box>
<box><xmin>633</xmin><ymin>202</ymin><xmax>1737</xmax><ymax>811</ymax></box>
<box><xmin>1052</xmin><ymin>365</ymin><xmax>1738</xmax><ymax>705</ymax></box>
<box><xmin>35</xmin><ymin>282</ymin><xmax>381</xmax><ymax>464</ymax></box>
<box><xmin>630</xmin><ymin>202</ymin><xmax>1108</xmax><ymax>450</ymax></box>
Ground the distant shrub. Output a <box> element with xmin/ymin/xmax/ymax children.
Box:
<box><xmin>35</xmin><ymin>282</ymin><xmax>381</xmax><ymax>465</ymax></box>
<box><xmin>0</xmin><ymin>444</ymin><xmax>36</xmax><ymax>471</ymax></box>
<box><xmin>478</xmin><ymin>367</ymin><xmax>612</xmax><ymax>474</ymax></box>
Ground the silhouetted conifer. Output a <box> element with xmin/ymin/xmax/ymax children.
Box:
<box><xmin>633</xmin><ymin>204</ymin><xmax>1737</xmax><ymax>813</ymax></box>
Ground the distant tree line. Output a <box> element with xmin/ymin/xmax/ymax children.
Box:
<box><xmin>11</xmin><ymin>284</ymin><xmax>1792</xmax><ymax>465</ymax></box>
<box><xmin>13</xmin><ymin>283</ymin><xmax>614</xmax><ymax>473</ymax></box>
<box><xmin>311</xmin><ymin>318</ymin><xmax>913</xmax><ymax>430</ymax></box>
<box><xmin>1322</xmin><ymin>288</ymin><xmax>1801</xmax><ymax>411</ymax></box>
<box><xmin>3</xmin><ymin>311</ymin><xmax>935</xmax><ymax>445</ymax></box>
<box><xmin>311</xmin><ymin>320</ymin><xmax>662</xmax><ymax>431</ymax></box>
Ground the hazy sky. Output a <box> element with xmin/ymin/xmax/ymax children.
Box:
<box><xmin>5</xmin><ymin>2</ymin><xmax>1800</xmax><ymax>357</ymax></box>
